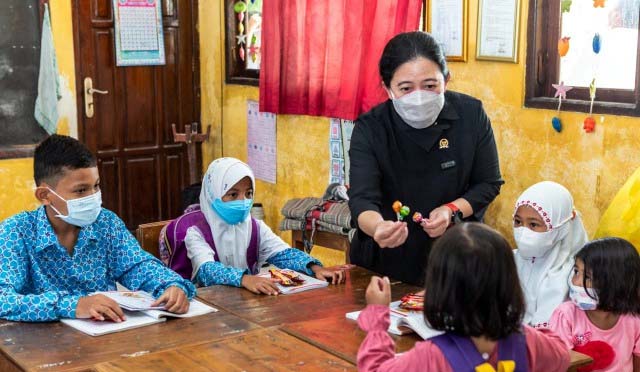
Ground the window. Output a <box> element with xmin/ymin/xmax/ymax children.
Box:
<box><xmin>225</xmin><ymin>0</ymin><xmax>262</xmax><ymax>86</ymax></box>
<box><xmin>0</xmin><ymin>0</ymin><xmax>48</xmax><ymax>159</ymax></box>
<box><xmin>525</xmin><ymin>0</ymin><xmax>640</xmax><ymax>116</ymax></box>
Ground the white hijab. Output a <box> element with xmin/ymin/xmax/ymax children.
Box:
<box><xmin>513</xmin><ymin>181</ymin><xmax>588</xmax><ymax>325</ymax></box>
<box><xmin>200</xmin><ymin>157</ymin><xmax>256</xmax><ymax>269</ymax></box>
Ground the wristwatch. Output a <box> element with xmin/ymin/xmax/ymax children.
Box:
<box><xmin>445</xmin><ymin>203</ymin><xmax>463</xmax><ymax>225</ymax></box>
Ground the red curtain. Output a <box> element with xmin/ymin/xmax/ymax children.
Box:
<box><xmin>259</xmin><ymin>0</ymin><xmax>422</xmax><ymax>120</ymax></box>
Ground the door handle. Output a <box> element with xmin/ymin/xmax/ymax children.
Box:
<box><xmin>84</xmin><ymin>77</ymin><xmax>109</xmax><ymax>118</ymax></box>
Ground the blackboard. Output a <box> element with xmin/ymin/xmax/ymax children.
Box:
<box><xmin>0</xmin><ymin>0</ymin><xmax>48</xmax><ymax>153</ymax></box>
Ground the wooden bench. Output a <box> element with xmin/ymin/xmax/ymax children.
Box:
<box><xmin>292</xmin><ymin>230</ymin><xmax>351</xmax><ymax>264</ymax></box>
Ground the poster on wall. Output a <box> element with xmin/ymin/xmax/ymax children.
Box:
<box><xmin>328</xmin><ymin>119</ymin><xmax>355</xmax><ymax>185</ymax></box>
<box><xmin>247</xmin><ymin>100</ymin><xmax>277</xmax><ymax>184</ymax></box>
<box><xmin>113</xmin><ymin>0</ymin><xmax>166</xmax><ymax>66</ymax></box>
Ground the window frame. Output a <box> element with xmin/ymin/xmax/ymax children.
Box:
<box><xmin>525</xmin><ymin>0</ymin><xmax>640</xmax><ymax>117</ymax></box>
<box><xmin>224</xmin><ymin>0</ymin><xmax>259</xmax><ymax>86</ymax></box>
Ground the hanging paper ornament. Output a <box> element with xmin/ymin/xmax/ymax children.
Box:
<box><xmin>589</xmin><ymin>78</ymin><xmax>597</xmax><ymax>101</ymax></box>
<box><xmin>238</xmin><ymin>22</ymin><xmax>245</xmax><ymax>35</ymax></box>
<box><xmin>592</xmin><ymin>33</ymin><xmax>601</xmax><ymax>54</ymax></box>
<box><xmin>237</xmin><ymin>11</ymin><xmax>244</xmax><ymax>23</ymax></box>
<box><xmin>558</xmin><ymin>37</ymin><xmax>571</xmax><ymax>57</ymax></box>
<box><xmin>593</xmin><ymin>0</ymin><xmax>606</xmax><ymax>8</ymax></box>
<box><xmin>251</xmin><ymin>34</ymin><xmax>258</xmax><ymax>45</ymax></box>
<box><xmin>552</xmin><ymin>81</ymin><xmax>573</xmax><ymax>100</ymax></box>
<box><xmin>561</xmin><ymin>0</ymin><xmax>573</xmax><ymax>13</ymax></box>
<box><xmin>583</xmin><ymin>117</ymin><xmax>596</xmax><ymax>133</ymax></box>
<box><xmin>233</xmin><ymin>1</ymin><xmax>247</xmax><ymax>13</ymax></box>
<box><xmin>236</xmin><ymin>34</ymin><xmax>247</xmax><ymax>46</ymax></box>
<box><xmin>239</xmin><ymin>47</ymin><xmax>245</xmax><ymax>61</ymax></box>
<box><xmin>551</xmin><ymin>82</ymin><xmax>572</xmax><ymax>133</ymax></box>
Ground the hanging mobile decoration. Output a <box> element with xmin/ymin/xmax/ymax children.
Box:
<box><xmin>552</xmin><ymin>82</ymin><xmax>573</xmax><ymax>133</ymax></box>
<box><xmin>583</xmin><ymin>79</ymin><xmax>597</xmax><ymax>133</ymax></box>
<box><xmin>234</xmin><ymin>1</ymin><xmax>248</xmax><ymax>61</ymax></box>
<box><xmin>248</xmin><ymin>33</ymin><xmax>259</xmax><ymax>63</ymax></box>
<box><xmin>558</xmin><ymin>37</ymin><xmax>571</xmax><ymax>57</ymax></box>
<box><xmin>561</xmin><ymin>0</ymin><xmax>573</xmax><ymax>13</ymax></box>
<box><xmin>552</xmin><ymin>34</ymin><xmax>572</xmax><ymax>132</ymax></box>
<box><xmin>592</xmin><ymin>33</ymin><xmax>601</xmax><ymax>53</ymax></box>
<box><xmin>593</xmin><ymin>0</ymin><xmax>606</xmax><ymax>8</ymax></box>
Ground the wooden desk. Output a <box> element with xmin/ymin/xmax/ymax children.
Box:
<box><xmin>282</xmin><ymin>315</ymin><xmax>593</xmax><ymax>371</ymax></box>
<box><xmin>292</xmin><ymin>230</ymin><xmax>351</xmax><ymax>263</ymax></box>
<box><xmin>0</xmin><ymin>311</ymin><xmax>259</xmax><ymax>372</ymax></box>
<box><xmin>91</xmin><ymin>328</ymin><xmax>355</xmax><ymax>372</ymax></box>
<box><xmin>196</xmin><ymin>266</ymin><xmax>421</xmax><ymax>327</ymax></box>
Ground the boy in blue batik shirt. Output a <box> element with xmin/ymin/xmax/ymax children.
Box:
<box><xmin>0</xmin><ymin>135</ymin><xmax>195</xmax><ymax>322</ymax></box>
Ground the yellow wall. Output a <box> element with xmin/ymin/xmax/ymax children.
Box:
<box><xmin>200</xmin><ymin>0</ymin><xmax>640</xmax><ymax>247</ymax></box>
<box><xmin>0</xmin><ymin>0</ymin><xmax>76</xmax><ymax>221</ymax></box>
<box><xmin>3</xmin><ymin>0</ymin><xmax>640</xmax><ymax>251</ymax></box>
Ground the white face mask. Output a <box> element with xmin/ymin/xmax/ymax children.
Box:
<box><xmin>48</xmin><ymin>188</ymin><xmax>102</xmax><ymax>227</ymax></box>
<box><xmin>390</xmin><ymin>89</ymin><xmax>444</xmax><ymax>129</ymax></box>
<box><xmin>568</xmin><ymin>276</ymin><xmax>598</xmax><ymax>311</ymax></box>
<box><xmin>513</xmin><ymin>227</ymin><xmax>560</xmax><ymax>259</ymax></box>
<box><xmin>513</xmin><ymin>213</ymin><xmax>573</xmax><ymax>259</ymax></box>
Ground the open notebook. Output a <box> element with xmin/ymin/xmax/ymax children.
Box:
<box><xmin>61</xmin><ymin>291</ymin><xmax>217</xmax><ymax>336</ymax></box>
<box><xmin>346</xmin><ymin>301</ymin><xmax>444</xmax><ymax>340</ymax></box>
<box><xmin>257</xmin><ymin>267</ymin><xmax>329</xmax><ymax>295</ymax></box>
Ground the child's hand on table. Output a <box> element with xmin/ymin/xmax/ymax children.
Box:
<box><xmin>242</xmin><ymin>274</ymin><xmax>280</xmax><ymax>295</ymax></box>
<box><xmin>76</xmin><ymin>294</ymin><xmax>126</xmax><ymax>322</ymax></box>
<box><xmin>310</xmin><ymin>264</ymin><xmax>345</xmax><ymax>284</ymax></box>
<box><xmin>152</xmin><ymin>286</ymin><xmax>190</xmax><ymax>314</ymax></box>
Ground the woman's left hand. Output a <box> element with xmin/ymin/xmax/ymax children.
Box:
<box><xmin>311</xmin><ymin>265</ymin><xmax>345</xmax><ymax>285</ymax></box>
<box><xmin>421</xmin><ymin>205</ymin><xmax>451</xmax><ymax>238</ymax></box>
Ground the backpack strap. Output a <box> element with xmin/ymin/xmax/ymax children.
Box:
<box><xmin>497</xmin><ymin>331</ymin><xmax>529</xmax><ymax>372</ymax></box>
<box><xmin>431</xmin><ymin>332</ymin><xmax>529</xmax><ymax>372</ymax></box>
<box><xmin>166</xmin><ymin>211</ymin><xmax>260</xmax><ymax>279</ymax></box>
<box><xmin>246</xmin><ymin>218</ymin><xmax>259</xmax><ymax>274</ymax></box>
<box><xmin>430</xmin><ymin>333</ymin><xmax>486</xmax><ymax>372</ymax></box>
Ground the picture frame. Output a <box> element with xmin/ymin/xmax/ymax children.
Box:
<box><xmin>476</xmin><ymin>0</ymin><xmax>521</xmax><ymax>63</ymax></box>
<box><xmin>424</xmin><ymin>0</ymin><xmax>468</xmax><ymax>62</ymax></box>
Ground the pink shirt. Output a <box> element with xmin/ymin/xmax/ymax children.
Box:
<box><xmin>550</xmin><ymin>301</ymin><xmax>640</xmax><ymax>372</ymax></box>
<box><xmin>357</xmin><ymin>304</ymin><xmax>570</xmax><ymax>372</ymax></box>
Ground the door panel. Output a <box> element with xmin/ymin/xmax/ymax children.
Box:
<box><xmin>73</xmin><ymin>0</ymin><xmax>200</xmax><ymax>229</ymax></box>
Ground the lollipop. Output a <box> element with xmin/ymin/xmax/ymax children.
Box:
<box><xmin>412</xmin><ymin>212</ymin><xmax>424</xmax><ymax>223</ymax></box>
<box><xmin>392</xmin><ymin>200</ymin><xmax>410</xmax><ymax>221</ymax></box>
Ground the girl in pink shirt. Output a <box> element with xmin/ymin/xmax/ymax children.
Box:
<box><xmin>550</xmin><ymin>237</ymin><xmax>640</xmax><ymax>372</ymax></box>
<box><xmin>357</xmin><ymin>223</ymin><xmax>570</xmax><ymax>371</ymax></box>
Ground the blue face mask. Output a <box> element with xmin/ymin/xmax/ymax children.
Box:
<box><xmin>48</xmin><ymin>188</ymin><xmax>102</xmax><ymax>227</ymax></box>
<box><xmin>212</xmin><ymin>198</ymin><xmax>253</xmax><ymax>225</ymax></box>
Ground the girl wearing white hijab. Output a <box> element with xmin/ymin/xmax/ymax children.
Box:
<box><xmin>186</xmin><ymin>157</ymin><xmax>344</xmax><ymax>295</ymax></box>
<box><xmin>513</xmin><ymin>181</ymin><xmax>588</xmax><ymax>326</ymax></box>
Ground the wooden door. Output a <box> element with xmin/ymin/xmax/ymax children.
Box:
<box><xmin>72</xmin><ymin>0</ymin><xmax>200</xmax><ymax>229</ymax></box>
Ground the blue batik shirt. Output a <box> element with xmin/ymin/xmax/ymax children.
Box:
<box><xmin>0</xmin><ymin>206</ymin><xmax>196</xmax><ymax>322</ymax></box>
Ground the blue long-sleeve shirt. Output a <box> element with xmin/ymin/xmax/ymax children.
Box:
<box><xmin>196</xmin><ymin>248</ymin><xmax>321</xmax><ymax>287</ymax></box>
<box><xmin>0</xmin><ymin>206</ymin><xmax>196</xmax><ymax>322</ymax></box>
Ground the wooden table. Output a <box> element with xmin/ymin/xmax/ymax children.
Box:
<box><xmin>0</xmin><ymin>311</ymin><xmax>259</xmax><ymax>372</ymax></box>
<box><xmin>282</xmin><ymin>315</ymin><xmax>593</xmax><ymax>371</ymax></box>
<box><xmin>196</xmin><ymin>266</ymin><xmax>421</xmax><ymax>327</ymax></box>
<box><xmin>91</xmin><ymin>328</ymin><xmax>355</xmax><ymax>372</ymax></box>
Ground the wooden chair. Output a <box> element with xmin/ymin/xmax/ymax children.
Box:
<box><xmin>135</xmin><ymin>220</ymin><xmax>171</xmax><ymax>259</ymax></box>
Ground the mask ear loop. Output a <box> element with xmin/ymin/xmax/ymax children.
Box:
<box><xmin>42</xmin><ymin>187</ymin><xmax>69</xmax><ymax>217</ymax></box>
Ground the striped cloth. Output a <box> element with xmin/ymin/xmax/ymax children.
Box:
<box><xmin>279</xmin><ymin>197</ymin><xmax>354</xmax><ymax>238</ymax></box>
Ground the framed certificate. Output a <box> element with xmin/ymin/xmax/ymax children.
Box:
<box><xmin>476</xmin><ymin>0</ymin><xmax>521</xmax><ymax>63</ymax></box>
<box><xmin>425</xmin><ymin>0</ymin><xmax>468</xmax><ymax>62</ymax></box>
